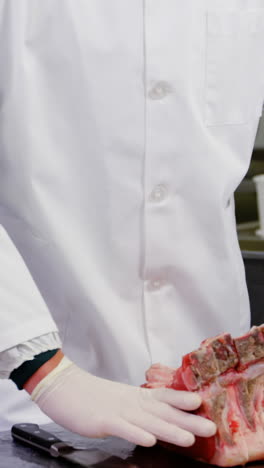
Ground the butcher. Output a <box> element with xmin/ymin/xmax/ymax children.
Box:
<box><xmin>0</xmin><ymin>0</ymin><xmax>263</xmax><ymax>449</ymax></box>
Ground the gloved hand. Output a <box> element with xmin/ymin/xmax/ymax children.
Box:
<box><xmin>31</xmin><ymin>357</ymin><xmax>216</xmax><ymax>447</ymax></box>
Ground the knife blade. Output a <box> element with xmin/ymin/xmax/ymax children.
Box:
<box><xmin>11</xmin><ymin>423</ymin><xmax>133</xmax><ymax>467</ymax></box>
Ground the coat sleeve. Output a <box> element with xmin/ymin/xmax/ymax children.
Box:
<box><xmin>0</xmin><ymin>3</ymin><xmax>60</xmax><ymax>360</ymax></box>
<box><xmin>0</xmin><ymin>332</ymin><xmax>62</xmax><ymax>379</ymax></box>
<box><xmin>0</xmin><ymin>225</ymin><xmax>59</xmax><ymax>354</ymax></box>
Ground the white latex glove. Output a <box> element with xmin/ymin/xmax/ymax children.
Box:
<box><xmin>32</xmin><ymin>357</ymin><xmax>216</xmax><ymax>447</ymax></box>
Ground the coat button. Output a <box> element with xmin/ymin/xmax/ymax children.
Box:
<box><xmin>148</xmin><ymin>279</ymin><xmax>164</xmax><ymax>291</ymax></box>
<box><xmin>148</xmin><ymin>81</ymin><xmax>172</xmax><ymax>100</ymax></box>
<box><xmin>149</xmin><ymin>184</ymin><xmax>168</xmax><ymax>203</ymax></box>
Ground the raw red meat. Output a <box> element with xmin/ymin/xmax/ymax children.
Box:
<box><xmin>142</xmin><ymin>325</ymin><xmax>264</xmax><ymax>467</ymax></box>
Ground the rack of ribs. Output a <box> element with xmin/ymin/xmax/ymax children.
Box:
<box><xmin>142</xmin><ymin>325</ymin><xmax>264</xmax><ymax>467</ymax></box>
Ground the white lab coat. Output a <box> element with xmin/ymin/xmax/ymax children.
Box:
<box><xmin>0</xmin><ymin>0</ymin><xmax>264</xmax><ymax>430</ymax></box>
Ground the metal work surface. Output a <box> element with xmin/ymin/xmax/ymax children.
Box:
<box><xmin>238</xmin><ymin>221</ymin><xmax>264</xmax><ymax>252</ymax></box>
<box><xmin>1</xmin><ymin>423</ymin><xmax>264</xmax><ymax>468</ymax></box>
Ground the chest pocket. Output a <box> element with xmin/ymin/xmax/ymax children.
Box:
<box><xmin>204</xmin><ymin>9</ymin><xmax>264</xmax><ymax>126</ymax></box>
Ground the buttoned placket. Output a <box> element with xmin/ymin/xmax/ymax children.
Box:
<box><xmin>142</xmin><ymin>2</ymin><xmax>175</xmax><ymax>361</ymax></box>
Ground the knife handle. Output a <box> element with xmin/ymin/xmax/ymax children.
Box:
<box><xmin>12</xmin><ymin>423</ymin><xmax>63</xmax><ymax>454</ymax></box>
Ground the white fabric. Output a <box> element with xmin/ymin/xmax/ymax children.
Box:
<box><xmin>0</xmin><ymin>225</ymin><xmax>58</xmax><ymax>353</ymax></box>
<box><xmin>32</xmin><ymin>357</ymin><xmax>216</xmax><ymax>447</ymax></box>
<box><xmin>0</xmin><ymin>332</ymin><xmax>61</xmax><ymax>379</ymax></box>
<box><xmin>0</xmin><ymin>0</ymin><xmax>264</xmax><ymax>429</ymax></box>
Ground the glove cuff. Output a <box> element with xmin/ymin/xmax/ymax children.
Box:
<box><xmin>31</xmin><ymin>356</ymin><xmax>73</xmax><ymax>402</ymax></box>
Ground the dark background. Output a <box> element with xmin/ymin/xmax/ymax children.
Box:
<box><xmin>235</xmin><ymin>116</ymin><xmax>264</xmax><ymax>327</ymax></box>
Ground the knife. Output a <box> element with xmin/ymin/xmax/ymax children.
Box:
<box><xmin>11</xmin><ymin>423</ymin><xmax>134</xmax><ymax>467</ymax></box>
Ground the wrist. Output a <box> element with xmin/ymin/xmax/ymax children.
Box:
<box><xmin>23</xmin><ymin>349</ymin><xmax>64</xmax><ymax>394</ymax></box>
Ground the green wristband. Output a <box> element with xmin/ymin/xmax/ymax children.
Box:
<box><xmin>9</xmin><ymin>349</ymin><xmax>60</xmax><ymax>390</ymax></box>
